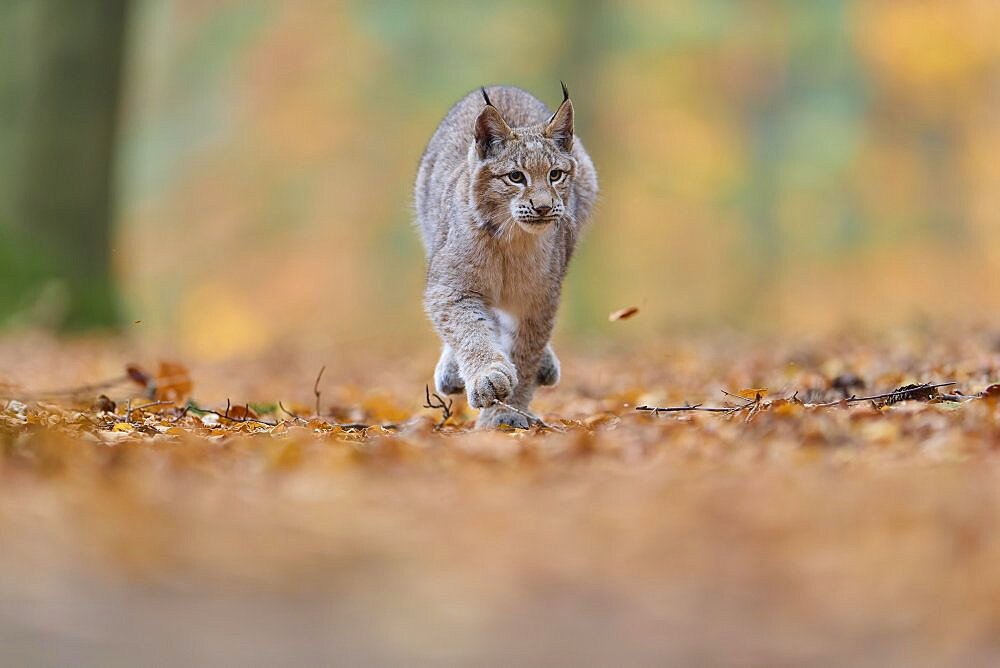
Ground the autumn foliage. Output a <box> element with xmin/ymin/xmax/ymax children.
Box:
<box><xmin>1</xmin><ymin>327</ymin><xmax>999</xmax><ymax>663</ymax></box>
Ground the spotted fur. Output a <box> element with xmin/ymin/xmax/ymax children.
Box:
<box><xmin>415</xmin><ymin>86</ymin><xmax>597</xmax><ymax>427</ymax></box>
<box><xmin>415</xmin><ymin>85</ymin><xmax>598</xmax><ymax>429</ymax></box>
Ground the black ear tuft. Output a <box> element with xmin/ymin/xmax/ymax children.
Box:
<box><xmin>544</xmin><ymin>87</ymin><xmax>574</xmax><ymax>152</ymax></box>
<box><xmin>475</xmin><ymin>103</ymin><xmax>513</xmax><ymax>159</ymax></box>
<box><xmin>481</xmin><ymin>87</ymin><xmax>493</xmax><ymax>107</ymax></box>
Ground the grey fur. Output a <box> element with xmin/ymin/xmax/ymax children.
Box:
<box><xmin>415</xmin><ymin>85</ymin><xmax>598</xmax><ymax>428</ymax></box>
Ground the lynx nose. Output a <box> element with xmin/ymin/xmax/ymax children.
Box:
<box><xmin>530</xmin><ymin>200</ymin><xmax>552</xmax><ymax>216</ymax></box>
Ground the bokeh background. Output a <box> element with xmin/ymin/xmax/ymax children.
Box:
<box><xmin>1</xmin><ymin>0</ymin><xmax>998</xmax><ymax>360</ymax></box>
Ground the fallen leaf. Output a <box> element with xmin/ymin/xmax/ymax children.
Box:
<box><xmin>126</xmin><ymin>364</ymin><xmax>152</xmax><ymax>389</ymax></box>
<box><xmin>93</xmin><ymin>395</ymin><xmax>116</xmax><ymax>413</ymax></box>
<box><xmin>227</xmin><ymin>404</ymin><xmax>259</xmax><ymax>420</ymax></box>
<box><xmin>155</xmin><ymin>362</ymin><xmax>193</xmax><ymax>401</ymax></box>
<box><xmin>981</xmin><ymin>384</ymin><xmax>1000</xmax><ymax>400</ymax></box>
<box><xmin>609</xmin><ymin>306</ymin><xmax>639</xmax><ymax>322</ymax></box>
<box><xmin>737</xmin><ymin>388</ymin><xmax>769</xmax><ymax>401</ymax></box>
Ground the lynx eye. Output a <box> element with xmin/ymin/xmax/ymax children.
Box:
<box><xmin>549</xmin><ymin>169</ymin><xmax>564</xmax><ymax>182</ymax></box>
<box><xmin>507</xmin><ymin>171</ymin><xmax>526</xmax><ymax>184</ymax></box>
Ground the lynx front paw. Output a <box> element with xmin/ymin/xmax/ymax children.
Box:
<box><xmin>466</xmin><ymin>360</ymin><xmax>517</xmax><ymax>408</ymax></box>
<box><xmin>434</xmin><ymin>349</ymin><xmax>465</xmax><ymax>395</ymax></box>
<box><xmin>476</xmin><ymin>405</ymin><xmax>533</xmax><ymax>430</ymax></box>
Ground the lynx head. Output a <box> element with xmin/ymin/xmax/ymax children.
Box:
<box><xmin>470</xmin><ymin>84</ymin><xmax>577</xmax><ymax>237</ymax></box>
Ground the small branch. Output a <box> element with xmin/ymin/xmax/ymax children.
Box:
<box><xmin>1</xmin><ymin>374</ymin><xmax>130</xmax><ymax>401</ymax></box>
<box><xmin>186</xmin><ymin>400</ymin><xmax>397</xmax><ymax>431</ymax></box>
<box><xmin>635</xmin><ymin>404</ymin><xmax>732</xmax><ymax>414</ymax></box>
<box><xmin>170</xmin><ymin>404</ymin><xmax>190</xmax><ymax>423</ymax></box>
<box><xmin>808</xmin><ymin>382</ymin><xmax>956</xmax><ymax>408</ymax></box>
<box><xmin>278</xmin><ymin>401</ymin><xmax>308</xmax><ymax>424</ymax></box>
<box><xmin>422</xmin><ymin>385</ymin><xmax>453</xmax><ymax>429</ymax></box>
<box><xmin>313</xmin><ymin>365</ymin><xmax>326</xmax><ymax>417</ymax></box>
<box><xmin>720</xmin><ymin>389</ymin><xmax>753</xmax><ymax>403</ymax></box>
<box><xmin>636</xmin><ymin>381</ymin><xmax>960</xmax><ymax>417</ymax></box>
<box><xmin>939</xmin><ymin>392</ymin><xmax>977</xmax><ymax>402</ymax></box>
<box><xmin>189</xmin><ymin>401</ymin><xmax>278</xmax><ymax>427</ymax></box>
<box><xmin>111</xmin><ymin>399</ymin><xmax>175</xmax><ymax>425</ymax></box>
<box><xmin>133</xmin><ymin>399</ymin><xmax>174</xmax><ymax>413</ymax></box>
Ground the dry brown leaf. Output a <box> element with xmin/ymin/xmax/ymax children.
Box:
<box><xmin>608</xmin><ymin>306</ymin><xmax>639</xmax><ymax>322</ymax></box>
<box><xmin>980</xmin><ymin>384</ymin><xmax>1000</xmax><ymax>400</ymax></box>
<box><xmin>227</xmin><ymin>404</ymin><xmax>259</xmax><ymax>420</ymax></box>
<box><xmin>155</xmin><ymin>361</ymin><xmax>193</xmax><ymax>401</ymax></box>
<box><xmin>2</xmin><ymin>326</ymin><xmax>1000</xmax><ymax>666</ymax></box>
<box><xmin>126</xmin><ymin>363</ymin><xmax>152</xmax><ymax>389</ymax></box>
<box><xmin>93</xmin><ymin>395</ymin><xmax>116</xmax><ymax>413</ymax></box>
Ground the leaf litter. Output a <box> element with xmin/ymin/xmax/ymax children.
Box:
<box><xmin>0</xmin><ymin>327</ymin><xmax>999</xmax><ymax>663</ymax></box>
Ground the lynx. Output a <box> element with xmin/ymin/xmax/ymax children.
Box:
<box><xmin>415</xmin><ymin>84</ymin><xmax>598</xmax><ymax>428</ymax></box>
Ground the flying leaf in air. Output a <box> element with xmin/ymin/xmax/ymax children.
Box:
<box><xmin>609</xmin><ymin>306</ymin><xmax>639</xmax><ymax>322</ymax></box>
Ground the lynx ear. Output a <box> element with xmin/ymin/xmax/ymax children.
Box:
<box><xmin>544</xmin><ymin>82</ymin><xmax>574</xmax><ymax>152</ymax></box>
<box><xmin>475</xmin><ymin>88</ymin><xmax>513</xmax><ymax>159</ymax></box>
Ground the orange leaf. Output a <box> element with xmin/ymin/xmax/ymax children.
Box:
<box><xmin>227</xmin><ymin>404</ymin><xmax>259</xmax><ymax>420</ymax></box>
<box><xmin>155</xmin><ymin>361</ymin><xmax>193</xmax><ymax>401</ymax></box>
<box><xmin>737</xmin><ymin>388</ymin><xmax>769</xmax><ymax>400</ymax></box>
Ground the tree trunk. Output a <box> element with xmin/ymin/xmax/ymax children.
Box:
<box><xmin>0</xmin><ymin>0</ymin><xmax>129</xmax><ymax>329</ymax></box>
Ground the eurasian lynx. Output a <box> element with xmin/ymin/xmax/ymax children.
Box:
<box><xmin>415</xmin><ymin>84</ymin><xmax>598</xmax><ymax>428</ymax></box>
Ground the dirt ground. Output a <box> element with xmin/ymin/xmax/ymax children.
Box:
<box><xmin>1</xmin><ymin>328</ymin><xmax>999</xmax><ymax>666</ymax></box>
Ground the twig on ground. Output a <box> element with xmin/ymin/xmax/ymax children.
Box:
<box><xmin>278</xmin><ymin>401</ymin><xmax>308</xmax><ymax>424</ymax></box>
<box><xmin>186</xmin><ymin>400</ymin><xmax>278</xmax><ymax>426</ymax></box>
<box><xmin>636</xmin><ymin>381</ymin><xmax>960</xmax><ymax>419</ymax></box>
<box><xmin>313</xmin><ymin>365</ymin><xmax>326</xmax><ymax>417</ymax></box>
<box><xmin>422</xmin><ymin>385</ymin><xmax>453</xmax><ymax>429</ymax></box>
<box><xmin>1</xmin><ymin>374</ymin><xmax>130</xmax><ymax>401</ymax></box>
<box><xmin>635</xmin><ymin>403</ymin><xmax>731</xmax><ymax>414</ymax></box>
<box><xmin>132</xmin><ymin>399</ymin><xmax>173</xmax><ymax>413</ymax></box>
<box><xmin>939</xmin><ymin>391</ymin><xmax>977</xmax><ymax>402</ymax></box>
<box><xmin>110</xmin><ymin>399</ymin><xmax>176</xmax><ymax>425</ymax></box>
<box><xmin>170</xmin><ymin>404</ymin><xmax>190</xmax><ymax>423</ymax></box>
<box><xmin>718</xmin><ymin>389</ymin><xmax>760</xmax><ymax>418</ymax></box>
<box><xmin>186</xmin><ymin>400</ymin><xmax>397</xmax><ymax>432</ymax></box>
<box><xmin>808</xmin><ymin>382</ymin><xmax>957</xmax><ymax>408</ymax></box>
<box><xmin>719</xmin><ymin>389</ymin><xmax>754</xmax><ymax>403</ymax></box>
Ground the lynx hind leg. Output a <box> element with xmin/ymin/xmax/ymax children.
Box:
<box><xmin>537</xmin><ymin>344</ymin><xmax>560</xmax><ymax>386</ymax></box>
<box><xmin>434</xmin><ymin>346</ymin><xmax>465</xmax><ymax>395</ymax></box>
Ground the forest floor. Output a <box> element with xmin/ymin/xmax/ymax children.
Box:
<box><xmin>1</xmin><ymin>327</ymin><xmax>999</xmax><ymax>666</ymax></box>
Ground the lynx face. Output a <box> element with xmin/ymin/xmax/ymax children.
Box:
<box><xmin>470</xmin><ymin>88</ymin><xmax>576</xmax><ymax>236</ymax></box>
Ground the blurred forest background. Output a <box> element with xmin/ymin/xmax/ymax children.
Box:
<box><xmin>0</xmin><ymin>0</ymin><xmax>997</xmax><ymax>361</ymax></box>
